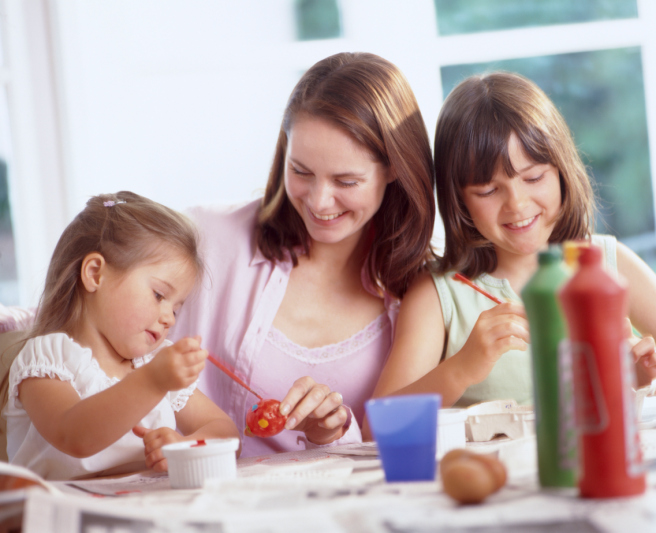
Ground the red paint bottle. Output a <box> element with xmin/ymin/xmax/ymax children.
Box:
<box><xmin>558</xmin><ymin>245</ymin><xmax>645</xmax><ymax>498</ymax></box>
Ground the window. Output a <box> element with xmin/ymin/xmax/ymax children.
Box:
<box><xmin>432</xmin><ymin>0</ymin><xmax>656</xmax><ymax>267</ymax></box>
<box><xmin>0</xmin><ymin>18</ymin><xmax>17</xmax><ymax>304</ymax></box>
<box><xmin>294</xmin><ymin>0</ymin><xmax>341</xmax><ymax>41</ymax></box>
<box><xmin>441</xmin><ymin>47</ymin><xmax>653</xmax><ymax>249</ymax></box>
<box><xmin>434</xmin><ymin>0</ymin><xmax>638</xmax><ymax>35</ymax></box>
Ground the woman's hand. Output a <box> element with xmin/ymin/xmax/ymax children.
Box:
<box><xmin>454</xmin><ymin>302</ymin><xmax>530</xmax><ymax>387</ymax></box>
<box><xmin>624</xmin><ymin>318</ymin><xmax>656</xmax><ymax>388</ymax></box>
<box><xmin>132</xmin><ymin>426</ymin><xmax>183</xmax><ymax>472</ymax></box>
<box><xmin>146</xmin><ymin>336</ymin><xmax>208</xmax><ymax>393</ymax></box>
<box><xmin>279</xmin><ymin>376</ymin><xmax>350</xmax><ymax>445</ymax></box>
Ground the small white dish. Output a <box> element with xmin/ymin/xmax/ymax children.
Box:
<box><xmin>162</xmin><ymin>438</ymin><xmax>240</xmax><ymax>489</ymax></box>
<box><xmin>437</xmin><ymin>408</ymin><xmax>467</xmax><ymax>458</ymax></box>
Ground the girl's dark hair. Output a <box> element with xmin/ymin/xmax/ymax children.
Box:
<box><xmin>31</xmin><ymin>191</ymin><xmax>203</xmax><ymax>337</ymax></box>
<box><xmin>434</xmin><ymin>71</ymin><xmax>595</xmax><ymax>277</ymax></box>
<box><xmin>256</xmin><ymin>52</ymin><xmax>436</xmax><ymax>298</ymax></box>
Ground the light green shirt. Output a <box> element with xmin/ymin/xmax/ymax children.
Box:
<box><xmin>431</xmin><ymin>235</ymin><xmax>617</xmax><ymax>407</ymax></box>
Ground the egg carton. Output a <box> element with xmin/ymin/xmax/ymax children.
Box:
<box><xmin>464</xmin><ymin>399</ymin><xmax>535</xmax><ymax>442</ymax></box>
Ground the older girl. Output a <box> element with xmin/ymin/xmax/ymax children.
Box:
<box><xmin>368</xmin><ymin>72</ymin><xmax>656</xmax><ymax>422</ymax></box>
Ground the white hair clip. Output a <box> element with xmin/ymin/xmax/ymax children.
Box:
<box><xmin>103</xmin><ymin>200</ymin><xmax>126</xmax><ymax>207</ymax></box>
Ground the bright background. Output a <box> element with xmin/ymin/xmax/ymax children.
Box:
<box><xmin>1</xmin><ymin>0</ymin><xmax>656</xmax><ymax>307</ymax></box>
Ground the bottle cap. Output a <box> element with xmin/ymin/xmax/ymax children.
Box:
<box><xmin>578</xmin><ymin>244</ymin><xmax>602</xmax><ymax>266</ymax></box>
<box><xmin>562</xmin><ymin>240</ymin><xmax>590</xmax><ymax>268</ymax></box>
<box><xmin>538</xmin><ymin>246</ymin><xmax>562</xmax><ymax>265</ymax></box>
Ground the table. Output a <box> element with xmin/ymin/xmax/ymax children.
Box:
<box><xmin>14</xmin><ymin>426</ymin><xmax>656</xmax><ymax>533</ymax></box>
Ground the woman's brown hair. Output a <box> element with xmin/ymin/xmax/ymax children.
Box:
<box><xmin>256</xmin><ymin>52</ymin><xmax>435</xmax><ymax>298</ymax></box>
<box><xmin>31</xmin><ymin>191</ymin><xmax>203</xmax><ymax>338</ymax></box>
<box><xmin>434</xmin><ymin>71</ymin><xmax>595</xmax><ymax>278</ymax></box>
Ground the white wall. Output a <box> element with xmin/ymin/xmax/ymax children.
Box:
<box><xmin>6</xmin><ymin>0</ymin><xmax>656</xmax><ymax>306</ymax></box>
<box><xmin>11</xmin><ymin>0</ymin><xmax>443</xmax><ymax>306</ymax></box>
<box><xmin>50</xmin><ymin>0</ymin><xmax>443</xmax><ymax>211</ymax></box>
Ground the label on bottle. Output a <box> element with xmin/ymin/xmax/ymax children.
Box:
<box><xmin>620</xmin><ymin>340</ymin><xmax>643</xmax><ymax>477</ymax></box>
<box><xmin>557</xmin><ymin>339</ymin><xmax>578</xmax><ymax>470</ymax></box>
<box><xmin>569</xmin><ymin>341</ymin><xmax>609</xmax><ymax>434</ymax></box>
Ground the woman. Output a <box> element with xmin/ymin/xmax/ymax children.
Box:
<box><xmin>173</xmin><ymin>52</ymin><xmax>436</xmax><ymax>456</ymax></box>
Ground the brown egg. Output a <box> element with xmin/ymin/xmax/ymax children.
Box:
<box><xmin>471</xmin><ymin>452</ymin><xmax>507</xmax><ymax>490</ymax></box>
<box><xmin>441</xmin><ymin>448</ymin><xmax>472</xmax><ymax>467</ymax></box>
<box><xmin>441</xmin><ymin>457</ymin><xmax>498</xmax><ymax>504</ymax></box>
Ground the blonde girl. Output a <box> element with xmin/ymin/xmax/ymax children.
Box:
<box><xmin>4</xmin><ymin>191</ymin><xmax>239</xmax><ymax>480</ymax></box>
<box><xmin>366</xmin><ymin>72</ymin><xmax>656</xmax><ymax>426</ymax></box>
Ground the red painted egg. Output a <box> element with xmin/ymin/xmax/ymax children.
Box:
<box><xmin>246</xmin><ymin>399</ymin><xmax>287</xmax><ymax>437</ymax></box>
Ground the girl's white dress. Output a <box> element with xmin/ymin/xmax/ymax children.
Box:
<box><xmin>3</xmin><ymin>333</ymin><xmax>198</xmax><ymax>480</ymax></box>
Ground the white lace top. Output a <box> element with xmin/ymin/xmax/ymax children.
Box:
<box><xmin>3</xmin><ymin>333</ymin><xmax>198</xmax><ymax>480</ymax></box>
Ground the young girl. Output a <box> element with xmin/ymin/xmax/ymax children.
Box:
<box><xmin>367</xmin><ymin>72</ymin><xmax>656</xmax><ymax>420</ymax></box>
<box><xmin>3</xmin><ymin>191</ymin><xmax>239</xmax><ymax>480</ymax></box>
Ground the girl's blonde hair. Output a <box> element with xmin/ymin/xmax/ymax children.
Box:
<box><xmin>32</xmin><ymin>191</ymin><xmax>203</xmax><ymax>337</ymax></box>
<box><xmin>434</xmin><ymin>71</ymin><xmax>595</xmax><ymax>277</ymax></box>
<box><xmin>256</xmin><ymin>52</ymin><xmax>436</xmax><ymax>298</ymax></box>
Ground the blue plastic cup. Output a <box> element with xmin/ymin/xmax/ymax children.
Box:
<box><xmin>366</xmin><ymin>394</ymin><xmax>442</xmax><ymax>482</ymax></box>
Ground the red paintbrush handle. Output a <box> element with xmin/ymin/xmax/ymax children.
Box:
<box><xmin>453</xmin><ymin>273</ymin><xmax>503</xmax><ymax>305</ymax></box>
<box><xmin>207</xmin><ymin>354</ymin><xmax>262</xmax><ymax>400</ymax></box>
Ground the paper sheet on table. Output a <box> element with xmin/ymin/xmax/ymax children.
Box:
<box><xmin>55</xmin><ymin>471</ymin><xmax>171</xmax><ymax>497</ymax></box>
<box><xmin>237</xmin><ymin>449</ymin><xmax>355</xmax><ymax>479</ymax></box>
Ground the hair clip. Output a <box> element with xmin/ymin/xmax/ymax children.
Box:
<box><xmin>103</xmin><ymin>200</ymin><xmax>126</xmax><ymax>207</ymax></box>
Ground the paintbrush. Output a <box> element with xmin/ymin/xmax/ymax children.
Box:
<box><xmin>453</xmin><ymin>272</ymin><xmax>503</xmax><ymax>305</ymax></box>
<box><xmin>207</xmin><ymin>354</ymin><xmax>263</xmax><ymax>400</ymax></box>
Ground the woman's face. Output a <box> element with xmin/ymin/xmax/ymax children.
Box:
<box><xmin>284</xmin><ymin>115</ymin><xmax>391</xmax><ymax>248</ymax></box>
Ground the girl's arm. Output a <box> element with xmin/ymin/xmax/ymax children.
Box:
<box><xmin>134</xmin><ymin>390</ymin><xmax>241</xmax><ymax>472</ymax></box>
<box><xmin>18</xmin><ymin>337</ymin><xmax>207</xmax><ymax>458</ymax></box>
<box><xmin>362</xmin><ymin>272</ymin><xmax>529</xmax><ymax>440</ymax></box>
<box><xmin>617</xmin><ymin>242</ymin><xmax>656</xmax><ymax>386</ymax></box>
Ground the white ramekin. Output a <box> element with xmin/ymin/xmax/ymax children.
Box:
<box><xmin>162</xmin><ymin>438</ymin><xmax>240</xmax><ymax>489</ymax></box>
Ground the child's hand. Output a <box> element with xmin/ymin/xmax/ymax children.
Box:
<box><xmin>456</xmin><ymin>302</ymin><xmax>529</xmax><ymax>386</ymax></box>
<box><xmin>278</xmin><ymin>377</ymin><xmax>350</xmax><ymax>445</ymax></box>
<box><xmin>624</xmin><ymin>318</ymin><xmax>656</xmax><ymax>388</ymax></box>
<box><xmin>147</xmin><ymin>336</ymin><xmax>208</xmax><ymax>393</ymax></box>
<box><xmin>132</xmin><ymin>426</ymin><xmax>183</xmax><ymax>472</ymax></box>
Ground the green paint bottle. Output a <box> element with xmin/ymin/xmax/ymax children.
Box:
<box><xmin>522</xmin><ymin>246</ymin><xmax>576</xmax><ymax>488</ymax></box>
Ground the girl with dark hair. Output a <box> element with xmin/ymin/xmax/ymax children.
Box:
<box><xmin>4</xmin><ymin>192</ymin><xmax>239</xmax><ymax>479</ymax></box>
<box><xmin>368</xmin><ymin>72</ymin><xmax>656</xmax><ymax>418</ymax></box>
<box><xmin>173</xmin><ymin>52</ymin><xmax>436</xmax><ymax>456</ymax></box>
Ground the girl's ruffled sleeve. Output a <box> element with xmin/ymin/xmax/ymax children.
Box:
<box><xmin>169</xmin><ymin>380</ymin><xmax>199</xmax><ymax>412</ymax></box>
<box><xmin>8</xmin><ymin>334</ymin><xmax>80</xmax><ymax>408</ymax></box>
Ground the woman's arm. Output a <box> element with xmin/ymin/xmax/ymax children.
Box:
<box><xmin>18</xmin><ymin>337</ymin><xmax>207</xmax><ymax>458</ymax></box>
<box><xmin>617</xmin><ymin>242</ymin><xmax>656</xmax><ymax>386</ymax></box>
<box><xmin>134</xmin><ymin>389</ymin><xmax>241</xmax><ymax>471</ymax></box>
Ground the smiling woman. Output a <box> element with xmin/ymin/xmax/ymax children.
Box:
<box><xmin>173</xmin><ymin>51</ymin><xmax>436</xmax><ymax>457</ymax></box>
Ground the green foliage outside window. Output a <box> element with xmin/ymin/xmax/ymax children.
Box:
<box><xmin>295</xmin><ymin>0</ymin><xmax>341</xmax><ymax>41</ymax></box>
<box><xmin>434</xmin><ymin>0</ymin><xmax>638</xmax><ymax>36</ymax></box>
<box><xmin>0</xmin><ymin>160</ymin><xmax>10</xmax><ymax>233</ymax></box>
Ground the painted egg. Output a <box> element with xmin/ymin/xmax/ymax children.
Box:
<box><xmin>245</xmin><ymin>399</ymin><xmax>287</xmax><ymax>438</ymax></box>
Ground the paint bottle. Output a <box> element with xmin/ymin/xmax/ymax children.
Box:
<box><xmin>558</xmin><ymin>245</ymin><xmax>645</xmax><ymax>498</ymax></box>
<box><xmin>521</xmin><ymin>246</ymin><xmax>576</xmax><ymax>488</ymax></box>
<box><xmin>562</xmin><ymin>240</ymin><xmax>590</xmax><ymax>273</ymax></box>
